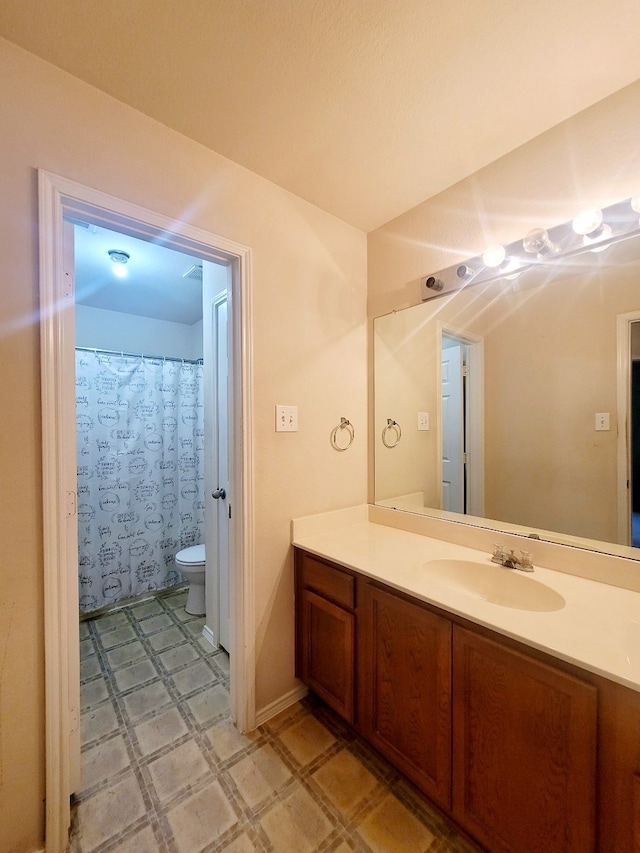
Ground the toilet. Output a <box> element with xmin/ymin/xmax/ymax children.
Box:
<box><xmin>175</xmin><ymin>544</ymin><xmax>206</xmax><ymax>615</ymax></box>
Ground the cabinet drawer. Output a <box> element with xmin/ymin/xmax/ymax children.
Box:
<box><xmin>298</xmin><ymin>554</ymin><xmax>355</xmax><ymax>609</ymax></box>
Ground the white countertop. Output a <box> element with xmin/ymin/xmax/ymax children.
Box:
<box><xmin>292</xmin><ymin>513</ymin><xmax>640</xmax><ymax>693</ymax></box>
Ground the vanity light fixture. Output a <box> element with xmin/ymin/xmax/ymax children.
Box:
<box><xmin>108</xmin><ymin>249</ymin><xmax>130</xmax><ymax>279</ymax></box>
<box><xmin>420</xmin><ymin>193</ymin><xmax>640</xmax><ymax>302</ymax></box>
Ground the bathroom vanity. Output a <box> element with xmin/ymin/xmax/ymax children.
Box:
<box><xmin>293</xmin><ymin>508</ymin><xmax>640</xmax><ymax>853</ymax></box>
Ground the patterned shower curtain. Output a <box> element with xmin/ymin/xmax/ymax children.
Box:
<box><xmin>75</xmin><ymin>349</ymin><xmax>205</xmax><ymax>613</ymax></box>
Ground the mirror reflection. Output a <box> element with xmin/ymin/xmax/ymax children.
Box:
<box><xmin>374</xmin><ymin>236</ymin><xmax>640</xmax><ymax>557</ymax></box>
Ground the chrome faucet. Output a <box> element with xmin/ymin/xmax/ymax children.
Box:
<box><xmin>491</xmin><ymin>544</ymin><xmax>534</xmax><ymax>572</ymax></box>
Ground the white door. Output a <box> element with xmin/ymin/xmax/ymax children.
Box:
<box><xmin>441</xmin><ymin>340</ymin><xmax>465</xmax><ymax>512</ymax></box>
<box><xmin>203</xmin><ymin>263</ymin><xmax>231</xmax><ymax>650</ymax></box>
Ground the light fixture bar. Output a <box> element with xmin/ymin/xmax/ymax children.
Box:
<box><xmin>420</xmin><ymin>196</ymin><xmax>640</xmax><ymax>301</ymax></box>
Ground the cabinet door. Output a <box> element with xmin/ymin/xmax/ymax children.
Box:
<box><xmin>360</xmin><ymin>582</ymin><xmax>452</xmax><ymax>809</ymax></box>
<box><xmin>300</xmin><ymin>588</ymin><xmax>355</xmax><ymax>723</ymax></box>
<box><xmin>453</xmin><ymin>626</ymin><xmax>597</xmax><ymax>853</ymax></box>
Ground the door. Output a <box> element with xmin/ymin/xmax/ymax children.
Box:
<box><xmin>203</xmin><ymin>264</ymin><xmax>231</xmax><ymax>650</ymax></box>
<box><xmin>441</xmin><ymin>338</ymin><xmax>465</xmax><ymax>512</ymax></box>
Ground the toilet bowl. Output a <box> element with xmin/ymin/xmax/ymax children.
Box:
<box><xmin>175</xmin><ymin>544</ymin><xmax>206</xmax><ymax>615</ymax></box>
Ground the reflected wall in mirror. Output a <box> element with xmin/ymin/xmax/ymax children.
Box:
<box><xmin>374</xmin><ymin>235</ymin><xmax>640</xmax><ymax>557</ymax></box>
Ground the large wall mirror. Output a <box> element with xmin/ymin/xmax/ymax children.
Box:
<box><xmin>374</xmin><ymin>210</ymin><xmax>640</xmax><ymax>560</ymax></box>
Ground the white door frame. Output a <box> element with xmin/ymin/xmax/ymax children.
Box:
<box><xmin>436</xmin><ymin>323</ymin><xmax>485</xmax><ymax>517</ymax></box>
<box><xmin>38</xmin><ymin>170</ymin><xmax>255</xmax><ymax>853</ymax></box>
<box><xmin>616</xmin><ymin>310</ymin><xmax>640</xmax><ymax>545</ymax></box>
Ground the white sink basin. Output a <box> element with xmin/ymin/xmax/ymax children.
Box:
<box><xmin>423</xmin><ymin>559</ymin><xmax>565</xmax><ymax>612</ymax></box>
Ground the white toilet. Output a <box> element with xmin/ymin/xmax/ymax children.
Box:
<box><xmin>175</xmin><ymin>544</ymin><xmax>206</xmax><ymax>615</ymax></box>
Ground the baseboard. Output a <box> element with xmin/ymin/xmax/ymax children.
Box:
<box><xmin>254</xmin><ymin>684</ymin><xmax>308</xmax><ymax>727</ymax></box>
<box><xmin>201</xmin><ymin>623</ymin><xmax>218</xmax><ymax>649</ymax></box>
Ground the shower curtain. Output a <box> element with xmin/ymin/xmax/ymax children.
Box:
<box><xmin>75</xmin><ymin>349</ymin><xmax>205</xmax><ymax>613</ymax></box>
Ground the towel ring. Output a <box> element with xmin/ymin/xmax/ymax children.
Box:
<box><xmin>382</xmin><ymin>418</ymin><xmax>402</xmax><ymax>448</ymax></box>
<box><xmin>330</xmin><ymin>417</ymin><xmax>355</xmax><ymax>451</ymax></box>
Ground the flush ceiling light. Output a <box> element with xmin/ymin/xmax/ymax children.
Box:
<box><xmin>108</xmin><ymin>249</ymin><xmax>130</xmax><ymax>279</ymax></box>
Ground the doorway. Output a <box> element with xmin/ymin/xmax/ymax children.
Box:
<box><xmin>39</xmin><ymin>171</ymin><xmax>255</xmax><ymax>853</ymax></box>
<box><xmin>617</xmin><ymin>311</ymin><xmax>640</xmax><ymax>547</ymax></box>
<box><xmin>439</xmin><ymin>327</ymin><xmax>484</xmax><ymax>517</ymax></box>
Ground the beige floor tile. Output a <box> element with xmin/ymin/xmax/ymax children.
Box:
<box><xmin>228</xmin><ymin>743</ymin><xmax>292</xmax><ymax>809</ymax></box>
<box><xmin>80</xmin><ymin>733</ymin><xmax>130</xmax><ymax>791</ymax></box>
<box><xmin>93</xmin><ymin>610</ymin><xmax>129</xmax><ymax>633</ymax></box>
<box><xmin>130</xmin><ymin>599</ymin><xmax>164</xmax><ymax>619</ymax></box>
<box><xmin>184</xmin><ymin>617</ymin><xmax>206</xmax><ymax>637</ymax></box>
<box><xmin>80</xmin><ymin>677</ymin><xmax>109</xmax><ymax>709</ymax></box>
<box><xmin>261</xmin><ymin>785</ymin><xmax>333</xmax><ymax>852</ymax></box>
<box><xmin>114</xmin><ymin>658</ymin><xmax>158</xmax><ymax>692</ymax></box>
<box><xmin>158</xmin><ymin>642</ymin><xmax>199</xmax><ymax>672</ymax></box>
<box><xmin>148</xmin><ymin>738</ymin><xmax>210</xmax><ymax>804</ymax></box>
<box><xmin>138</xmin><ymin>613</ymin><xmax>173</xmax><ymax>634</ymax></box>
<box><xmin>114</xmin><ymin>824</ymin><xmax>159</xmax><ymax>852</ymax></box>
<box><xmin>213</xmin><ymin>650</ymin><xmax>230</xmax><ymax>673</ymax></box>
<box><xmin>185</xmin><ymin>683</ymin><xmax>229</xmax><ymax>724</ymax></box>
<box><xmin>218</xmin><ymin>832</ymin><xmax>261</xmax><ymax>853</ymax></box>
<box><xmin>99</xmin><ymin>624</ymin><xmax>137</xmax><ymax>649</ymax></box>
<box><xmin>79</xmin><ymin>638</ymin><xmax>95</xmax><ymax>660</ymax></box>
<box><xmin>73</xmin><ymin>772</ymin><xmax>146</xmax><ymax>851</ymax></box>
<box><xmin>122</xmin><ymin>679</ymin><xmax>173</xmax><ymax>722</ymax></box>
<box><xmin>79</xmin><ymin>621</ymin><xmax>91</xmax><ymax>639</ymax></box>
<box><xmin>206</xmin><ymin>718</ymin><xmax>259</xmax><ymax>761</ymax></box>
<box><xmin>80</xmin><ymin>655</ymin><xmax>102</xmax><ymax>681</ymax></box>
<box><xmin>170</xmin><ymin>660</ymin><xmax>214</xmax><ymax>696</ymax></box>
<box><xmin>148</xmin><ymin>625</ymin><xmax>185</xmax><ymax>651</ymax></box>
<box><xmin>167</xmin><ymin>780</ymin><xmax>239</xmax><ymax>852</ymax></box>
<box><xmin>105</xmin><ymin>639</ymin><xmax>148</xmax><ymax>670</ymax></box>
<box><xmin>81</xmin><ymin>702</ymin><xmax>119</xmax><ymax>745</ymax></box>
<box><xmin>356</xmin><ymin>793</ymin><xmax>435</xmax><ymax>853</ymax></box>
<box><xmin>172</xmin><ymin>605</ymin><xmax>194</xmax><ymax>623</ymax></box>
<box><xmin>312</xmin><ymin>748</ymin><xmax>381</xmax><ymax>817</ymax></box>
<box><xmin>133</xmin><ymin>707</ymin><xmax>189</xmax><ymax>756</ymax></box>
<box><xmin>163</xmin><ymin>590</ymin><xmax>188</xmax><ymax>610</ymax></box>
<box><xmin>278</xmin><ymin>714</ymin><xmax>336</xmax><ymax>766</ymax></box>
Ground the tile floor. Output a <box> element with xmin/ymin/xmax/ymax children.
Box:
<box><xmin>72</xmin><ymin>589</ymin><xmax>483</xmax><ymax>853</ymax></box>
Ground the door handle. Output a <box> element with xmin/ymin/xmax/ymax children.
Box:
<box><xmin>212</xmin><ymin>488</ymin><xmax>226</xmax><ymax>500</ymax></box>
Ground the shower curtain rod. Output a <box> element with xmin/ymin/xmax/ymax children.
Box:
<box><xmin>75</xmin><ymin>346</ymin><xmax>203</xmax><ymax>365</ymax></box>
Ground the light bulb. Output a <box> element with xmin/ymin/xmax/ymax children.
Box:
<box><xmin>572</xmin><ymin>208</ymin><xmax>603</xmax><ymax>237</ymax></box>
<box><xmin>112</xmin><ymin>263</ymin><xmax>128</xmax><ymax>279</ymax></box>
<box><xmin>482</xmin><ymin>245</ymin><xmax>506</xmax><ymax>268</ymax></box>
<box><xmin>585</xmin><ymin>223</ymin><xmax>612</xmax><ymax>252</ymax></box>
<box><xmin>523</xmin><ymin>228</ymin><xmax>553</xmax><ymax>256</ymax></box>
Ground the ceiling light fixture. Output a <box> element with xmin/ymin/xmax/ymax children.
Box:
<box><xmin>108</xmin><ymin>249</ymin><xmax>130</xmax><ymax>279</ymax></box>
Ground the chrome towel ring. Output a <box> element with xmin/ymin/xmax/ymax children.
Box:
<box><xmin>331</xmin><ymin>417</ymin><xmax>355</xmax><ymax>451</ymax></box>
<box><xmin>382</xmin><ymin>418</ymin><xmax>402</xmax><ymax>448</ymax></box>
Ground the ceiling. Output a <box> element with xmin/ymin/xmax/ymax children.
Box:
<box><xmin>73</xmin><ymin>223</ymin><xmax>205</xmax><ymax>324</ymax></box>
<box><xmin>2</xmin><ymin>1</ymin><xmax>640</xmax><ymax>231</ymax></box>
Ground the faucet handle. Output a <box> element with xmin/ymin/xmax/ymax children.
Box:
<box><xmin>519</xmin><ymin>550</ymin><xmax>534</xmax><ymax>571</ymax></box>
<box><xmin>491</xmin><ymin>543</ymin><xmax>506</xmax><ymax>563</ymax></box>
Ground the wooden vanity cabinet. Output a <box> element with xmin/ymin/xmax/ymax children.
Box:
<box><xmin>295</xmin><ymin>551</ymin><xmax>356</xmax><ymax>723</ymax></box>
<box><xmin>358</xmin><ymin>580</ymin><xmax>452</xmax><ymax>810</ymax></box>
<box><xmin>293</xmin><ymin>548</ymin><xmax>640</xmax><ymax>851</ymax></box>
<box><xmin>452</xmin><ymin>626</ymin><xmax>597</xmax><ymax>853</ymax></box>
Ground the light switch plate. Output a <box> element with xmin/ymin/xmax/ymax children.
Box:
<box><xmin>417</xmin><ymin>412</ymin><xmax>430</xmax><ymax>431</ymax></box>
<box><xmin>595</xmin><ymin>412</ymin><xmax>610</xmax><ymax>431</ymax></box>
<box><xmin>275</xmin><ymin>405</ymin><xmax>298</xmax><ymax>432</ymax></box>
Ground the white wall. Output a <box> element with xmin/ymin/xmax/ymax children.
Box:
<box><xmin>75</xmin><ymin>304</ymin><xmax>203</xmax><ymax>359</ymax></box>
<box><xmin>0</xmin><ymin>37</ymin><xmax>367</xmax><ymax>852</ymax></box>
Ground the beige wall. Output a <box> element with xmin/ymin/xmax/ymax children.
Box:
<box><xmin>368</xmin><ymin>78</ymin><xmax>640</xmax><ymax>517</ymax></box>
<box><xmin>0</xmin><ymin>38</ymin><xmax>367</xmax><ymax>851</ymax></box>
